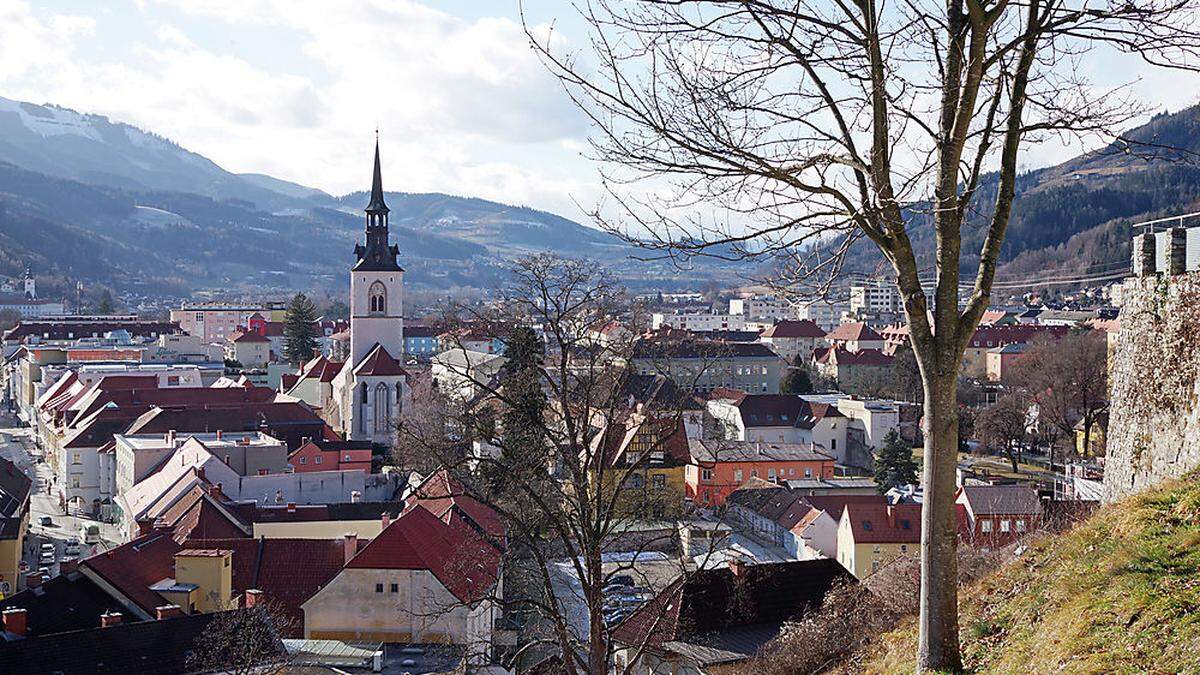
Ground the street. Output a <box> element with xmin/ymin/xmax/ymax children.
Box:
<box><xmin>0</xmin><ymin>413</ymin><xmax>123</xmax><ymax>589</ymax></box>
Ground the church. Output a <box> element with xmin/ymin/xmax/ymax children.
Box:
<box><xmin>321</xmin><ymin>139</ymin><xmax>412</xmax><ymax>444</ymax></box>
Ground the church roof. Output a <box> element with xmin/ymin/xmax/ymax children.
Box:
<box><xmin>353</xmin><ymin>343</ymin><xmax>406</xmax><ymax>377</ymax></box>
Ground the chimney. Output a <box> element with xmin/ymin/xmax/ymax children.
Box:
<box><xmin>381</xmin><ymin>512</ymin><xmax>391</xmax><ymax>530</ymax></box>
<box><xmin>155</xmin><ymin>604</ymin><xmax>182</xmax><ymax>620</ymax></box>
<box><xmin>2</xmin><ymin>608</ymin><xmax>27</xmax><ymax>636</ymax></box>
<box><xmin>215</xmin><ymin>429</ymin><xmax>223</xmax><ymax>441</ymax></box>
<box><xmin>257</xmin><ymin>468</ymin><xmax>268</xmax><ymax>476</ymax></box>
<box><xmin>244</xmin><ymin>588</ymin><xmax>263</xmax><ymax>609</ymax></box>
<box><xmin>343</xmin><ymin>532</ymin><xmax>358</xmax><ymax>564</ymax></box>
<box><xmin>208</xmin><ymin>483</ymin><xmax>223</xmax><ymax>500</ymax></box>
<box><xmin>728</xmin><ymin>556</ymin><xmax>746</xmax><ymax>577</ymax></box>
<box><xmin>196</xmin><ymin>467</ymin><xmax>206</xmax><ymax>482</ymax></box>
<box><xmin>350</xmin><ymin>490</ymin><xmax>361</xmax><ymax>504</ymax></box>
<box><xmin>25</xmin><ymin>572</ymin><xmax>43</xmax><ymax>589</ymax></box>
<box><xmin>167</xmin><ymin>429</ymin><xmax>177</xmax><ymax>448</ymax></box>
<box><xmin>137</xmin><ymin>519</ymin><xmax>153</xmax><ymax>537</ymax></box>
<box><xmin>286</xmin><ymin>502</ymin><xmax>296</xmax><ymax>513</ymax></box>
<box><xmin>100</xmin><ymin>611</ymin><xmax>122</xmax><ymax>628</ymax></box>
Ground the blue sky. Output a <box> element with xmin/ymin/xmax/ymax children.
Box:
<box><xmin>1</xmin><ymin>0</ymin><xmax>1196</xmax><ymax>222</ymax></box>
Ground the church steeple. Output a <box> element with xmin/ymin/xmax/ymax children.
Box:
<box><xmin>353</xmin><ymin>136</ymin><xmax>402</xmax><ymax>272</ymax></box>
<box><xmin>365</xmin><ymin>134</ymin><xmax>389</xmax><ymax>220</ymax></box>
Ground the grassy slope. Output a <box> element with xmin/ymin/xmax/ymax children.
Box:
<box><xmin>863</xmin><ymin>474</ymin><xmax>1200</xmax><ymax>674</ymax></box>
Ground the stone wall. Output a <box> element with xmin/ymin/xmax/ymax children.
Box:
<box><xmin>1104</xmin><ymin>271</ymin><xmax>1200</xmax><ymax>502</ymax></box>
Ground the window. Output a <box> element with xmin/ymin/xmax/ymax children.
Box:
<box><xmin>344</xmin><ymin>454</ymin><xmax>352</xmax><ymax>461</ymax></box>
<box><xmin>701</xmin><ymin>468</ymin><xmax>713</xmax><ymax>481</ymax></box>
<box><xmin>315</xmin><ymin>456</ymin><xmax>322</xmax><ymax>465</ymax></box>
<box><xmin>981</xmin><ymin>520</ymin><xmax>993</xmax><ymax>533</ymax></box>
<box><xmin>768</xmin><ymin>468</ymin><xmax>776</xmax><ymax>480</ymax></box>
<box><xmin>901</xmin><ymin>544</ymin><xmax>908</xmax><ymax>553</ymax></box>
<box><xmin>368</xmin><ymin>281</ymin><xmax>387</xmax><ymax>315</ymax></box>
<box><xmin>390</xmin><ymin>583</ymin><xmax>399</xmax><ymax>593</ymax></box>
<box><xmin>734</xmin><ymin>469</ymin><xmax>743</xmax><ymax>482</ymax></box>
<box><xmin>831</xmin><ymin>439</ymin><xmax>837</xmax><ymax>450</ymax></box>
<box><xmin>873</xmin><ymin>545</ymin><xmax>881</xmax><ymax>553</ymax></box>
<box><xmin>804</xmin><ymin>468</ymin><xmax>812</xmax><ymax>478</ymax></box>
<box><xmin>789</xmin><ymin>468</ymin><xmax>796</xmax><ymax>476</ymax></box>
<box><xmin>299</xmin><ymin>457</ymin><xmax>306</xmax><ymax>465</ymax></box>
<box><xmin>1016</xmin><ymin>520</ymin><xmax>1027</xmax><ymax>532</ymax></box>
<box><xmin>1000</xmin><ymin>519</ymin><xmax>1011</xmax><ymax>533</ymax></box>
<box><xmin>652</xmin><ymin>474</ymin><xmax>665</xmax><ymax>489</ymax></box>
<box><xmin>374</xmin><ymin>383</ymin><xmax>391</xmax><ymax>433</ymax></box>
<box><xmin>375</xmin><ymin>583</ymin><xmax>384</xmax><ymax>593</ymax></box>
<box><xmin>751</xmin><ymin>469</ymin><xmax>758</xmax><ymax>478</ymax></box>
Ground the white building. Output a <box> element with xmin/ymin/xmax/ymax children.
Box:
<box><xmin>849</xmin><ymin>283</ymin><xmax>901</xmax><ymax>316</ymax></box>
<box><xmin>729</xmin><ymin>295</ymin><xmax>794</xmax><ymax>321</ymax></box>
<box><xmin>651</xmin><ymin>312</ymin><xmax>748</xmax><ymax>332</ymax></box>
<box><xmin>795</xmin><ymin>300</ymin><xmax>849</xmax><ymax>332</ymax></box>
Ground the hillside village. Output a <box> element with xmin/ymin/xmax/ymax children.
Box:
<box><xmin>0</xmin><ymin>137</ymin><xmax>1169</xmax><ymax>673</ymax></box>
<box><xmin>6</xmin><ymin>0</ymin><xmax>1200</xmax><ymax>673</ymax></box>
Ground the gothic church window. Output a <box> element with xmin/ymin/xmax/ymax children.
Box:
<box><xmin>369</xmin><ymin>281</ymin><xmax>387</xmax><ymax>315</ymax></box>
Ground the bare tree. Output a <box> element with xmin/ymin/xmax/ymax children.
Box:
<box><xmin>1011</xmin><ymin>331</ymin><xmax>1108</xmax><ymax>460</ymax></box>
<box><xmin>975</xmin><ymin>392</ymin><xmax>1030</xmax><ymax>472</ymax></box>
<box><xmin>186</xmin><ymin>602</ymin><xmax>291</xmax><ymax>675</ymax></box>
<box><xmin>399</xmin><ymin>255</ymin><xmax>726</xmax><ymax>675</ymax></box>
<box><xmin>525</xmin><ymin>1</ymin><xmax>1199</xmax><ymax>668</ymax></box>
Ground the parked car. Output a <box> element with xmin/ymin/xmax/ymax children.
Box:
<box><xmin>38</xmin><ymin>516</ymin><xmax>52</xmax><ymax>527</ymax></box>
<box><xmin>81</xmin><ymin>524</ymin><xmax>101</xmax><ymax>544</ymax></box>
<box><xmin>64</xmin><ymin>538</ymin><xmax>81</xmax><ymax>555</ymax></box>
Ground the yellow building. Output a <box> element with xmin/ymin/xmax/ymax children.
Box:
<box><xmin>592</xmin><ymin>413</ymin><xmax>689</xmax><ymax>517</ymax></box>
<box><xmin>835</xmin><ymin>502</ymin><xmax>922</xmax><ymax>579</ymax></box>
<box><xmin>0</xmin><ymin>458</ymin><xmax>31</xmax><ymax>597</ymax></box>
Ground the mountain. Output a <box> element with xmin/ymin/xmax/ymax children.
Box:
<box><xmin>0</xmin><ymin>95</ymin><xmax>739</xmax><ymax>295</ymax></box>
<box><xmin>825</xmin><ymin>104</ymin><xmax>1200</xmax><ymax>294</ymax></box>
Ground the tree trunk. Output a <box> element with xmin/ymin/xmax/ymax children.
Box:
<box><xmin>918</xmin><ymin>372</ymin><xmax>962</xmax><ymax>672</ymax></box>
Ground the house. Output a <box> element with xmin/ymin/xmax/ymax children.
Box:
<box><xmin>836</xmin><ymin>502</ymin><xmax>922</xmax><ymax>578</ymax></box>
<box><xmin>611</xmin><ymin>558</ymin><xmax>853</xmax><ymax>674</ymax></box>
<box><xmin>758</xmin><ymin>319</ymin><xmax>826</xmax><ymax>362</ymax></box>
<box><xmin>431</xmin><ymin>348</ymin><xmax>507</xmax><ymax>401</ymax></box>
<box><xmin>685</xmin><ymin>437</ymin><xmax>835</xmax><ymax>506</ymax></box>
<box><xmin>726</xmin><ymin>481</ymin><xmax>888</xmax><ymax>560</ymax></box>
<box><xmin>823</xmin><ymin>322</ymin><xmax>886</xmax><ymax>352</ymax></box>
<box><xmin>113</xmin><ymin>431</ymin><xmax>289</xmax><ymax>500</ymax></box>
<box><xmin>707</xmin><ymin>393</ymin><xmax>846</xmax><ymax>454</ymax></box>
<box><xmin>288</xmin><ymin>439</ymin><xmax>373</xmax><ymax>473</ymax></box>
<box><xmin>955</xmin><ymin>484</ymin><xmax>1043</xmax><ymax>548</ymax></box>
<box><xmin>301</xmin><ymin>503</ymin><xmax>503</xmax><ymax>661</ymax></box>
<box><xmin>986</xmin><ymin>342</ymin><xmax>1029</xmax><ymax>382</ymax></box>
<box><xmin>593</xmin><ymin>414</ymin><xmax>691</xmax><ymax>512</ymax></box>
<box><xmin>961</xmin><ymin>325</ymin><xmax>1067</xmax><ymax>377</ymax></box>
<box><xmin>0</xmin><ymin>457</ymin><xmax>31</xmax><ymax>596</ymax></box>
<box><xmin>404</xmin><ymin>324</ymin><xmax>441</xmax><ymax>358</ymax></box>
<box><xmin>631</xmin><ymin>339</ymin><xmax>784</xmax><ymax>395</ymax></box>
<box><xmin>812</xmin><ymin>346</ymin><xmax>893</xmax><ymax>388</ymax></box>
<box><xmin>225</xmin><ymin>330</ymin><xmax>271</xmax><ymax>368</ymax></box>
<box><xmin>651</xmin><ymin>311</ymin><xmax>748</xmax><ymax>332</ymax></box>
<box><xmin>729</xmin><ymin>294</ymin><xmax>795</xmax><ymax>321</ymax></box>
<box><xmin>284</xmin><ymin>355</ymin><xmax>344</xmax><ymax>409</ymax></box>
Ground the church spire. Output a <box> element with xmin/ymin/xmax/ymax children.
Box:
<box><xmin>353</xmin><ymin>136</ymin><xmax>403</xmax><ymax>273</ymax></box>
<box><xmin>366</xmin><ymin>132</ymin><xmax>389</xmax><ymax>217</ymax></box>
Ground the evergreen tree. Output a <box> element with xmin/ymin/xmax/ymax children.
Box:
<box><xmin>96</xmin><ymin>290</ymin><xmax>114</xmax><ymax>315</ymax></box>
<box><xmin>874</xmin><ymin>429</ymin><xmax>918</xmax><ymax>493</ymax></box>
<box><xmin>780</xmin><ymin>355</ymin><xmax>814</xmax><ymax>394</ymax></box>
<box><xmin>499</xmin><ymin>326</ymin><xmax>546</xmax><ymax>463</ymax></box>
<box><xmin>283</xmin><ymin>293</ymin><xmax>320</xmax><ymax>365</ymax></box>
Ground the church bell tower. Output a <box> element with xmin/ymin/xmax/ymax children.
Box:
<box><xmin>349</xmin><ymin>137</ymin><xmax>405</xmax><ymax>366</ymax></box>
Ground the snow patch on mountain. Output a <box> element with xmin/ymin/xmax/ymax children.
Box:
<box><xmin>0</xmin><ymin>96</ymin><xmax>102</xmax><ymax>141</ymax></box>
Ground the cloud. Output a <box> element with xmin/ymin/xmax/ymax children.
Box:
<box><xmin>0</xmin><ymin>0</ymin><xmax>598</xmax><ymax>220</ymax></box>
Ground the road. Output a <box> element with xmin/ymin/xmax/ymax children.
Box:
<box><xmin>0</xmin><ymin>412</ymin><xmax>123</xmax><ymax>589</ymax></box>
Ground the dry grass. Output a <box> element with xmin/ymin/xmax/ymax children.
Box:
<box><xmin>858</xmin><ymin>474</ymin><xmax>1200</xmax><ymax>674</ymax></box>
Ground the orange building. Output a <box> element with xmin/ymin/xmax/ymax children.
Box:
<box><xmin>288</xmin><ymin>440</ymin><xmax>373</xmax><ymax>473</ymax></box>
<box><xmin>684</xmin><ymin>438</ymin><xmax>836</xmax><ymax>506</ymax></box>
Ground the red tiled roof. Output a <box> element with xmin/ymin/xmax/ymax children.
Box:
<box><xmin>406</xmin><ymin>469</ymin><xmax>505</xmax><ymax>540</ymax></box>
<box><xmin>230</xmin><ymin>330</ymin><xmax>269</xmax><ymax>344</ymax></box>
<box><xmin>841</xmin><ymin>503</ymin><xmax>922</xmax><ymax>544</ymax></box>
<box><xmin>82</xmin><ymin>531</ymin><xmax>183</xmax><ymax>616</ymax></box>
<box><xmin>761</xmin><ymin>319</ymin><xmax>826</xmax><ymax>339</ymax></box>
<box><xmin>352</xmin><ymin>343</ymin><xmax>405</xmax><ymax>376</ymax></box>
<box><xmin>825</xmin><ymin>322</ymin><xmax>884</xmax><ymax>342</ymax></box>
<box><xmin>346</xmin><ymin>507</ymin><xmax>500</xmax><ymax>604</ymax></box>
<box><xmin>184</xmin><ymin>537</ymin><xmax>358</xmax><ymax>636</ymax></box>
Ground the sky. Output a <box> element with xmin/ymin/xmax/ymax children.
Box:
<box><xmin>1</xmin><ymin>0</ymin><xmax>1197</xmax><ymax>223</ymax></box>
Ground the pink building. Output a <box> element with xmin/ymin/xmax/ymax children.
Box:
<box><xmin>288</xmin><ymin>440</ymin><xmax>373</xmax><ymax>473</ymax></box>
